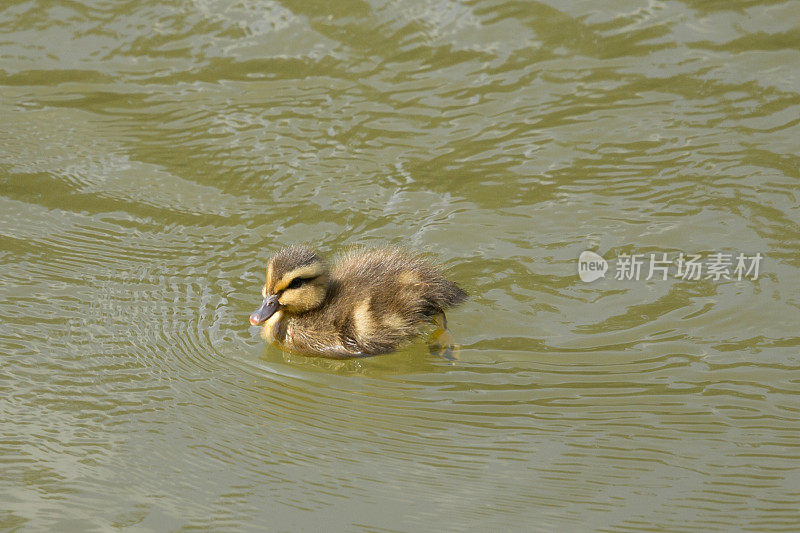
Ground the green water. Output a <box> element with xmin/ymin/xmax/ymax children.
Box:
<box><xmin>2</xmin><ymin>0</ymin><xmax>799</xmax><ymax>531</ymax></box>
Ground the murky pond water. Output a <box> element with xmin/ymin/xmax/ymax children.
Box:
<box><xmin>2</xmin><ymin>0</ymin><xmax>799</xmax><ymax>530</ymax></box>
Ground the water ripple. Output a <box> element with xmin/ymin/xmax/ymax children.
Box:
<box><xmin>2</xmin><ymin>0</ymin><xmax>800</xmax><ymax>530</ymax></box>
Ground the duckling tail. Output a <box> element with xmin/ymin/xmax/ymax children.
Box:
<box><xmin>436</xmin><ymin>279</ymin><xmax>468</xmax><ymax>309</ymax></box>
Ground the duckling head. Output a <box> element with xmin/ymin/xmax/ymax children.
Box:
<box><xmin>250</xmin><ymin>245</ymin><xmax>330</xmax><ymax>325</ymax></box>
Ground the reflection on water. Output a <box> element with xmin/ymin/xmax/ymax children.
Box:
<box><xmin>1</xmin><ymin>0</ymin><xmax>799</xmax><ymax>530</ymax></box>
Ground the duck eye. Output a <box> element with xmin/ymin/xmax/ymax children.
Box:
<box><xmin>287</xmin><ymin>277</ymin><xmax>304</xmax><ymax>290</ymax></box>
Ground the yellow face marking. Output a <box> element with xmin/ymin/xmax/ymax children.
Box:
<box><xmin>353</xmin><ymin>298</ymin><xmax>374</xmax><ymax>339</ymax></box>
<box><xmin>280</xmin><ymin>284</ymin><xmax>316</xmax><ymax>307</ymax></box>
<box><xmin>273</xmin><ymin>263</ymin><xmax>324</xmax><ymax>292</ymax></box>
<box><xmin>398</xmin><ymin>270</ymin><xmax>419</xmax><ymax>285</ymax></box>
<box><xmin>259</xmin><ymin>310</ymin><xmax>283</xmax><ymax>342</ymax></box>
<box><xmin>266</xmin><ymin>263</ymin><xmax>274</xmax><ymax>293</ymax></box>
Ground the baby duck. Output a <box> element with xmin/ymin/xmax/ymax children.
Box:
<box><xmin>249</xmin><ymin>245</ymin><xmax>467</xmax><ymax>358</ymax></box>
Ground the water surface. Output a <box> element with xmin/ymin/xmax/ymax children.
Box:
<box><xmin>1</xmin><ymin>0</ymin><xmax>799</xmax><ymax>530</ymax></box>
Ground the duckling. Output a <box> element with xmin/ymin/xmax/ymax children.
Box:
<box><xmin>249</xmin><ymin>245</ymin><xmax>467</xmax><ymax>358</ymax></box>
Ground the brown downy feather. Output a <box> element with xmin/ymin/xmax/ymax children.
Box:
<box><xmin>255</xmin><ymin>246</ymin><xmax>467</xmax><ymax>358</ymax></box>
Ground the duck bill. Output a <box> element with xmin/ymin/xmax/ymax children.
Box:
<box><xmin>250</xmin><ymin>295</ymin><xmax>281</xmax><ymax>326</ymax></box>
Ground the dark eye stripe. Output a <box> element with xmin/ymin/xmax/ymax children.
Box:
<box><xmin>286</xmin><ymin>275</ymin><xmax>317</xmax><ymax>290</ymax></box>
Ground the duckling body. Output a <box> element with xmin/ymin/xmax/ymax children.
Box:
<box><xmin>250</xmin><ymin>246</ymin><xmax>466</xmax><ymax>358</ymax></box>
